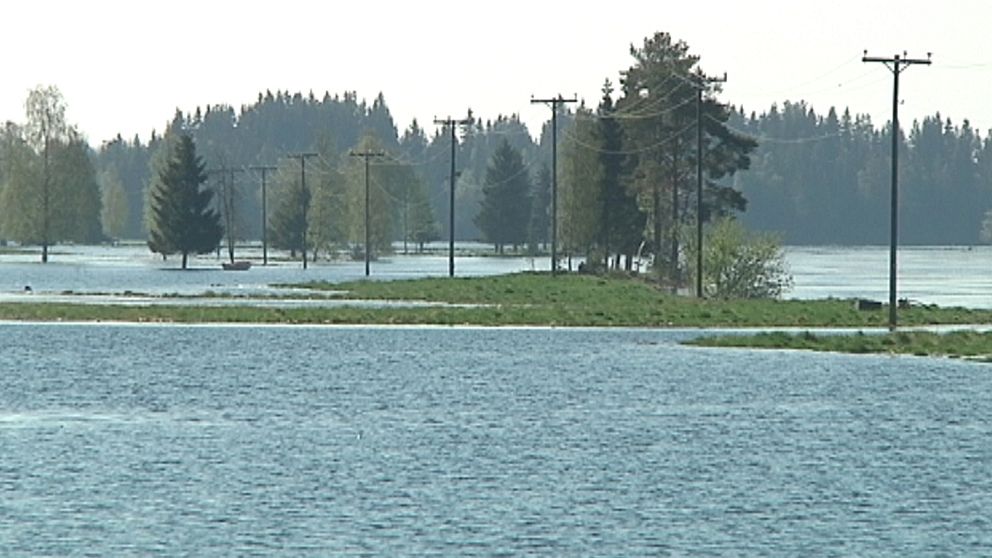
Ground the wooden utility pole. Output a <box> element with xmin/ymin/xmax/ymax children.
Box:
<box><xmin>207</xmin><ymin>166</ymin><xmax>245</xmax><ymax>263</ymax></box>
<box><xmin>250</xmin><ymin>165</ymin><xmax>277</xmax><ymax>265</ymax></box>
<box><xmin>286</xmin><ymin>153</ymin><xmax>317</xmax><ymax>269</ymax></box>
<box><xmin>862</xmin><ymin>51</ymin><xmax>931</xmax><ymax>330</ymax></box>
<box><xmin>693</xmin><ymin>71</ymin><xmax>727</xmax><ymax>298</ymax></box>
<box><xmin>349</xmin><ymin>149</ymin><xmax>386</xmax><ymax>276</ymax></box>
<box><xmin>434</xmin><ymin>115</ymin><xmax>473</xmax><ymax>277</ymax></box>
<box><xmin>531</xmin><ymin>94</ymin><xmax>577</xmax><ymax>276</ymax></box>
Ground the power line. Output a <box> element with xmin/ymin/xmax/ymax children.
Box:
<box><xmin>739</xmin><ymin>55</ymin><xmax>861</xmax><ymax>98</ymax></box>
<box><xmin>862</xmin><ymin>50</ymin><xmax>932</xmax><ymax>331</ymax></box>
<box><xmin>710</xmin><ymin>122</ymin><xmax>844</xmax><ymax>144</ymax></box>
<box><xmin>579</xmin><ymin>95</ymin><xmax>698</xmax><ymax>122</ymax></box>
<box><xmin>564</xmin><ymin>118</ymin><xmax>697</xmax><ymax>155</ymax></box>
<box><xmin>434</xmin><ymin>116</ymin><xmax>473</xmax><ymax>277</ymax></box>
<box><xmin>285</xmin><ymin>152</ymin><xmax>317</xmax><ymax>269</ymax></box>
<box><xmin>609</xmin><ymin>73</ymin><xmax>685</xmax><ymax>118</ymax></box>
<box><xmin>349</xmin><ymin>149</ymin><xmax>386</xmax><ymax>276</ymax></box>
<box><xmin>531</xmin><ymin>94</ymin><xmax>577</xmax><ymax>276</ymax></box>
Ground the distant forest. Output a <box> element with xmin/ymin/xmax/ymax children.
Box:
<box><xmin>97</xmin><ymin>91</ymin><xmax>552</xmax><ymax>244</ymax></box>
<box><xmin>729</xmin><ymin>102</ymin><xmax>992</xmax><ymax>245</ymax></box>
<box><xmin>94</xmin><ymin>92</ymin><xmax>992</xmax><ymax>247</ymax></box>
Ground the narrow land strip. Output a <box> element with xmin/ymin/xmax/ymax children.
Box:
<box><xmin>3</xmin><ymin>273</ymin><xmax>992</xmax><ymax>359</ymax></box>
<box><xmin>685</xmin><ymin>329</ymin><xmax>992</xmax><ymax>362</ymax></box>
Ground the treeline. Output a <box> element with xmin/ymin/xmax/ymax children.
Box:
<box><xmin>96</xmin><ymin>91</ymin><xmax>550</xmax><ymax>247</ymax></box>
<box><xmin>91</xmin><ymin>31</ymin><xmax>758</xmax><ymax>284</ymax></box>
<box><xmin>730</xmin><ymin>102</ymin><xmax>992</xmax><ymax>245</ymax></box>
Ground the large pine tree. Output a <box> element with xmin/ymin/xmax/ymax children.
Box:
<box><xmin>148</xmin><ymin>134</ymin><xmax>223</xmax><ymax>269</ymax></box>
<box><xmin>618</xmin><ymin>32</ymin><xmax>755</xmax><ymax>283</ymax></box>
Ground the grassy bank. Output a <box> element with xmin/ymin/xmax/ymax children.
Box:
<box><xmin>295</xmin><ymin>272</ymin><xmax>992</xmax><ymax>328</ymax></box>
<box><xmin>3</xmin><ymin>273</ymin><xmax>992</xmax><ymax>330</ymax></box>
<box><xmin>686</xmin><ymin>329</ymin><xmax>992</xmax><ymax>361</ymax></box>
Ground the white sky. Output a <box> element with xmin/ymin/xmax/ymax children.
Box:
<box><xmin>1</xmin><ymin>0</ymin><xmax>989</xmax><ymax>146</ymax></box>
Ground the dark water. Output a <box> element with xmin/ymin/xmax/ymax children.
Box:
<box><xmin>2</xmin><ymin>324</ymin><xmax>991</xmax><ymax>555</ymax></box>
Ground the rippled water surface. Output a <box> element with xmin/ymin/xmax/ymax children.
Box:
<box><xmin>2</xmin><ymin>324</ymin><xmax>991</xmax><ymax>555</ymax></box>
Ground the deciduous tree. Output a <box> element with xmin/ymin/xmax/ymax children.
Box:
<box><xmin>100</xmin><ymin>168</ymin><xmax>130</xmax><ymax>240</ymax></box>
<box><xmin>24</xmin><ymin>85</ymin><xmax>70</xmax><ymax>262</ymax></box>
<box><xmin>684</xmin><ymin>218</ymin><xmax>791</xmax><ymax>299</ymax></box>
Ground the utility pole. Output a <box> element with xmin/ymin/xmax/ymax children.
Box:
<box><xmin>207</xmin><ymin>166</ymin><xmax>245</xmax><ymax>263</ymax></box>
<box><xmin>434</xmin><ymin>115</ymin><xmax>473</xmax><ymax>277</ymax></box>
<box><xmin>531</xmin><ymin>94</ymin><xmax>577</xmax><ymax>276</ymax></box>
<box><xmin>286</xmin><ymin>153</ymin><xmax>317</xmax><ymax>269</ymax></box>
<box><xmin>693</xmin><ymin>71</ymin><xmax>727</xmax><ymax>298</ymax></box>
<box><xmin>863</xmin><ymin>51</ymin><xmax>931</xmax><ymax>330</ymax></box>
<box><xmin>349</xmin><ymin>149</ymin><xmax>386</xmax><ymax>276</ymax></box>
<box><xmin>250</xmin><ymin>165</ymin><xmax>277</xmax><ymax>266</ymax></box>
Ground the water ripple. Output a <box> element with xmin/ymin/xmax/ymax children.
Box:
<box><xmin>2</xmin><ymin>324</ymin><xmax>991</xmax><ymax>555</ymax></box>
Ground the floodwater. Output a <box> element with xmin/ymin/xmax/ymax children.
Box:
<box><xmin>1</xmin><ymin>244</ymin><xmax>991</xmax><ymax>308</ymax></box>
<box><xmin>785</xmin><ymin>245</ymin><xmax>992</xmax><ymax>309</ymax></box>
<box><xmin>2</xmin><ymin>324</ymin><xmax>990</xmax><ymax>555</ymax></box>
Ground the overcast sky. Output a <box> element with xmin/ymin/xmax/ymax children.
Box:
<box><xmin>2</xmin><ymin>0</ymin><xmax>989</xmax><ymax>146</ymax></box>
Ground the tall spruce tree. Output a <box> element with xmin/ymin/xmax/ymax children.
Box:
<box><xmin>148</xmin><ymin>134</ymin><xmax>223</xmax><ymax>269</ymax></box>
<box><xmin>596</xmin><ymin>79</ymin><xmax>646</xmax><ymax>269</ymax></box>
<box><xmin>476</xmin><ymin>139</ymin><xmax>532</xmax><ymax>253</ymax></box>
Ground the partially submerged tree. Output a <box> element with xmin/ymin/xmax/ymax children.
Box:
<box><xmin>24</xmin><ymin>85</ymin><xmax>70</xmax><ymax>262</ymax></box>
<box><xmin>0</xmin><ymin>87</ymin><xmax>102</xmax><ymax>257</ymax></box>
<box><xmin>407</xmin><ymin>178</ymin><xmax>439</xmax><ymax>252</ymax></box>
<box><xmin>267</xmin><ymin>160</ymin><xmax>308</xmax><ymax>259</ymax></box>
<box><xmin>344</xmin><ymin>134</ymin><xmax>393</xmax><ymax>260</ymax></box>
<box><xmin>50</xmin><ymin>136</ymin><xmax>102</xmax><ymax>244</ymax></box>
<box><xmin>398</xmin><ymin>171</ymin><xmax>437</xmax><ymax>254</ymax></box>
<box><xmin>147</xmin><ymin>134</ymin><xmax>223</xmax><ymax>269</ymax></box>
<box><xmin>476</xmin><ymin>139</ymin><xmax>532</xmax><ymax>253</ymax></box>
<box><xmin>307</xmin><ymin>142</ymin><xmax>346</xmax><ymax>261</ymax></box>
